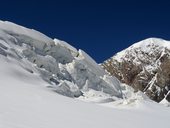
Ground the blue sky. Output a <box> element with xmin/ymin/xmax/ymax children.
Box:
<box><xmin>1</xmin><ymin>0</ymin><xmax>170</xmax><ymax>62</ymax></box>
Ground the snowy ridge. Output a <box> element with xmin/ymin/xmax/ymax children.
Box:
<box><xmin>0</xmin><ymin>20</ymin><xmax>122</xmax><ymax>100</ymax></box>
<box><xmin>114</xmin><ymin>38</ymin><xmax>170</xmax><ymax>63</ymax></box>
<box><xmin>0</xmin><ymin>21</ymin><xmax>52</xmax><ymax>42</ymax></box>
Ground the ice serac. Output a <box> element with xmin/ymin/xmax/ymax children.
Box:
<box><xmin>102</xmin><ymin>38</ymin><xmax>170</xmax><ymax>103</ymax></box>
<box><xmin>0</xmin><ymin>20</ymin><xmax>122</xmax><ymax>99</ymax></box>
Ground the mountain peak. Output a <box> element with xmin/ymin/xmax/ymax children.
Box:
<box><xmin>131</xmin><ymin>37</ymin><xmax>170</xmax><ymax>49</ymax></box>
<box><xmin>113</xmin><ymin>38</ymin><xmax>170</xmax><ymax>63</ymax></box>
<box><xmin>102</xmin><ymin>38</ymin><xmax>170</xmax><ymax>103</ymax></box>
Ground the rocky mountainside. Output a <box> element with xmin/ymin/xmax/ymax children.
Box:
<box><xmin>0</xmin><ymin>20</ymin><xmax>122</xmax><ymax>101</ymax></box>
<box><xmin>102</xmin><ymin>38</ymin><xmax>170</xmax><ymax>103</ymax></box>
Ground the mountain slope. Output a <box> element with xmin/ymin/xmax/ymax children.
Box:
<box><xmin>1</xmin><ymin>52</ymin><xmax>170</xmax><ymax>128</ymax></box>
<box><xmin>0</xmin><ymin>20</ymin><xmax>122</xmax><ymax>100</ymax></box>
<box><xmin>102</xmin><ymin>38</ymin><xmax>170</xmax><ymax>102</ymax></box>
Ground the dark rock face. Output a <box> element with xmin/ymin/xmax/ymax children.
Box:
<box><xmin>102</xmin><ymin>38</ymin><xmax>170</xmax><ymax>102</ymax></box>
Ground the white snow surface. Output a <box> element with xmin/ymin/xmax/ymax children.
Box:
<box><xmin>0</xmin><ymin>21</ymin><xmax>170</xmax><ymax>128</ymax></box>
<box><xmin>0</xmin><ymin>21</ymin><xmax>52</xmax><ymax>42</ymax></box>
<box><xmin>0</xmin><ymin>56</ymin><xmax>170</xmax><ymax>128</ymax></box>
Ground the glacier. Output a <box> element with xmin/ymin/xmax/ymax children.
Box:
<box><xmin>0</xmin><ymin>20</ymin><xmax>122</xmax><ymax>99</ymax></box>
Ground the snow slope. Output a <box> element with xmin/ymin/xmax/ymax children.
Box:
<box><xmin>0</xmin><ymin>21</ymin><xmax>170</xmax><ymax>128</ymax></box>
<box><xmin>0</xmin><ymin>55</ymin><xmax>170</xmax><ymax>128</ymax></box>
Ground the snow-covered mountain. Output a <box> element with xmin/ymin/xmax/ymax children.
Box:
<box><xmin>102</xmin><ymin>38</ymin><xmax>170</xmax><ymax>103</ymax></box>
<box><xmin>1</xmin><ymin>21</ymin><xmax>170</xmax><ymax>128</ymax></box>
